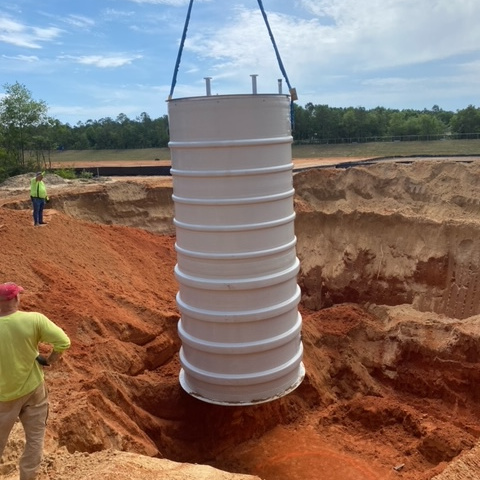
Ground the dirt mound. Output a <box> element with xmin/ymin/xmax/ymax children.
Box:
<box><xmin>1</xmin><ymin>160</ymin><xmax>480</xmax><ymax>479</ymax></box>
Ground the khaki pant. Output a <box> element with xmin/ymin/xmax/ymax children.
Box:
<box><xmin>0</xmin><ymin>383</ymin><xmax>48</xmax><ymax>480</ymax></box>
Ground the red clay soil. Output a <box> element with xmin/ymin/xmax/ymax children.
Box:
<box><xmin>0</xmin><ymin>170</ymin><xmax>479</xmax><ymax>480</ymax></box>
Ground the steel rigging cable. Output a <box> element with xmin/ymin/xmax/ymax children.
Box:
<box><xmin>168</xmin><ymin>0</ymin><xmax>195</xmax><ymax>101</ymax></box>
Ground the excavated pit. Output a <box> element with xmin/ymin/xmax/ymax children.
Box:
<box><xmin>1</xmin><ymin>160</ymin><xmax>480</xmax><ymax>480</ymax></box>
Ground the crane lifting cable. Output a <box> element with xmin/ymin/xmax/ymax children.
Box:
<box><xmin>167</xmin><ymin>0</ymin><xmax>297</xmax><ymax>127</ymax></box>
<box><xmin>256</xmin><ymin>0</ymin><xmax>297</xmax><ymax>102</ymax></box>
<box><xmin>168</xmin><ymin>0</ymin><xmax>194</xmax><ymax>101</ymax></box>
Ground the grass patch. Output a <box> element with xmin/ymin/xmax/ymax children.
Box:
<box><xmin>55</xmin><ymin>168</ymin><xmax>77</xmax><ymax>179</ymax></box>
<box><xmin>292</xmin><ymin>139</ymin><xmax>480</xmax><ymax>159</ymax></box>
<box><xmin>49</xmin><ymin>139</ymin><xmax>480</xmax><ymax>164</ymax></box>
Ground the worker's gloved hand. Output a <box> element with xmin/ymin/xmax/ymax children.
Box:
<box><xmin>45</xmin><ymin>197</ymin><xmax>50</xmax><ymax>203</ymax></box>
<box><xmin>36</xmin><ymin>355</ymin><xmax>50</xmax><ymax>367</ymax></box>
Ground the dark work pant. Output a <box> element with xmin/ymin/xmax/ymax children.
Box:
<box><xmin>31</xmin><ymin>198</ymin><xmax>45</xmax><ymax>225</ymax></box>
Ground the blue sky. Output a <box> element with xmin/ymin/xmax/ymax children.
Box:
<box><xmin>1</xmin><ymin>0</ymin><xmax>480</xmax><ymax>125</ymax></box>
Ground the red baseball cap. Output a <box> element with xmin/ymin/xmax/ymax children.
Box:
<box><xmin>0</xmin><ymin>282</ymin><xmax>24</xmax><ymax>301</ymax></box>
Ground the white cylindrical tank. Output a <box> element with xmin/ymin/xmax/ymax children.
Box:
<box><xmin>168</xmin><ymin>94</ymin><xmax>304</xmax><ymax>405</ymax></box>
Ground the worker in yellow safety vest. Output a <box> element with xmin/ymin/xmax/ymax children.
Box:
<box><xmin>29</xmin><ymin>172</ymin><xmax>49</xmax><ymax>227</ymax></box>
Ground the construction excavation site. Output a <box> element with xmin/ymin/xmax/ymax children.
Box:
<box><xmin>1</xmin><ymin>150</ymin><xmax>480</xmax><ymax>479</ymax></box>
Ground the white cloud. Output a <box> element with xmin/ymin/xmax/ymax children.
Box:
<box><xmin>0</xmin><ymin>15</ymin><xmax>63</xmax><ymax>48</ymax></box>
<box><xmin>184</xmin><ymin>8</ymin><xmax>293</xmax><ymax>80</ymax></box>
<box><xmin>103</xmin><ymin>9</ymin><xmax>135</xmax><ymax>19</ymax></box>
<box><xmin>294</xmin><ymin>0</ymin><xmax>480</xmax><ymax>67</ymax></box>
<box><xmin>63</xmin><ymin>14</ymin><xmax>96</xmax><ymax>29</ymax></box>
<box><xmin>60</xmin><ymin>54</ymin><xmax>143</xmax><ymax>68</ymax></box>
<box><xmin>2</xmin><ymin>54</ymin><xmax>39</xmax><ymax>62</ymax></box>
<box><xmin>458</xmin><ymin>59</ymin><xmax>480</xmax><ymax>74</ymax></box>
<box><xmin>0</xmin><ymin>16</ymin><xmax>23</xmax><ymax>33</ymax></box>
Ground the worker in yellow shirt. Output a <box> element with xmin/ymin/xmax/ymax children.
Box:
<box><xmin>0</xmin><ymin>282</ymin><xmax>70</xmax><ymax>480</ymax></box>
<box><xmin>30</xmin><ymin>172</ymin><xmax>49</xmax><ymax>227</ymax></box>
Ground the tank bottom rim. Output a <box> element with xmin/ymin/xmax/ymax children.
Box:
<box><xmin>178</xmin><ymin>362</ymin><xmax>305</xmax><ymax>406</ymax></box>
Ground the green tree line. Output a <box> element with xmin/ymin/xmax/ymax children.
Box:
<box><xmin>2</xmin><ymin>81</ymin><xmax>480</xmax><ymax>181</ymax></box>
<box><xmin>292</xmin><ymin>103</ymin><xmax>480</xmax><ymax>142</ymax></box>
<box><xmin>51</xmin><ymin>111</ymin><xmax>169</xmax><ymax>151</ymax></box>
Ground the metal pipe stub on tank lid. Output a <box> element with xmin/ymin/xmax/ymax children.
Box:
<box><xmin>168</xmin><ymin>91</ymin><xmax>305</xmax><ymax>405</ymax></box>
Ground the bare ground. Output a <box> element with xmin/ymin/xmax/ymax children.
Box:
<box><xmin>1</xmin><ymin>157</ymin><xmax>480</xmax><ymax>479</ymax></box>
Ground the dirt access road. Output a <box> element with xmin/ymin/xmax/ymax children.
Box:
<box><xmin>51</xmin><ymin>157</ymin><xmax>372</xmax><ymax>169</ymax></box>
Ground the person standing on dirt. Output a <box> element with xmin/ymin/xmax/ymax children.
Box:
<box><xmin>30</xmin><ymin>172</ymin><xmax>49</xmax><ymax>227</ymax></box>
<box><xmin>0</xmin><ymin>282</ymin><xmax>70</xmax><ymax>480</ymax></box>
